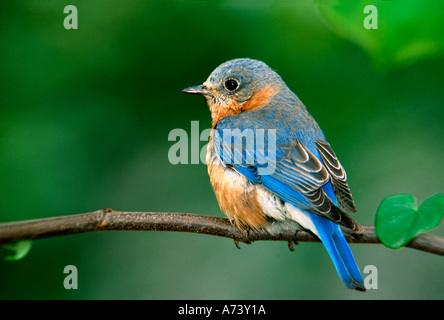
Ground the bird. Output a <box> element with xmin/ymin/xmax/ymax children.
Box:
<box><xmin>182</xmin><ymin>58</ymin><xmax>366</xmax><ymax>291</ymax></box>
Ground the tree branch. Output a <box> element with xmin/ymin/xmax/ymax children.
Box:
<box><xmin>0</xmin><ymin>209</ymin><xmax>443</xmax><ymax>256</ymax></box>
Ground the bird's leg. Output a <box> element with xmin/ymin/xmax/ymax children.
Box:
<box><xmin>288</xmin><ymin>237</ymin><xmax>300</xmax><ymax>252</ymax></box>
<box><xmin>233</xmin><ymin>239</ymin><xmax>241</xmax><ymax>250</ymax></box>
<box><xmin>287</xmin><ymin>240</ymin><xmax>295</xmax><ymax>252</ymax></box>
<box><xmin>233</xmin><ymin>225</ymin><xmax>253</xmax><ymax>249</ymax></box>
<box><xmin>244</xmin><ymin>226</ymin><xmax>254</xmax><ymax>244</ymax></box>
<box><xmin>287</xmin><ymin>230</ymin><xmax>302</xmax><ymax>252</ymax></box>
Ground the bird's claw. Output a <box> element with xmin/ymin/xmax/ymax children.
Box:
<box><xmin>287</xmin><ymin>231</ymin><xmax>300</xmax><ymax>252</ymax></box>
<box><xmin>233</xmin><ymin>226</ymin><xmax>253</xmax><ymax>249</ymax></box>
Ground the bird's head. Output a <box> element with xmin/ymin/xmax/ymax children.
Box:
<box><xmin>182</xmin><ymin>58</ymin><xmax>285</xmax><ymax>127</ymax></box>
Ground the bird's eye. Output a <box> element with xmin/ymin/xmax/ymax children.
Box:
<box><xmin>224</xmin><ymin>79</ymin><xmax>239</xmax><ymax>92</ymax></box>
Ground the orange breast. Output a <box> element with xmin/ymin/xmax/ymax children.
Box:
<box><xmin>209</xmin><ymin>85</ymin><xmax>277</xmax><ymax>128</ymax></box>
<box><xmin>207</xmin><ymin>137</ymin><xmax>268</xmax><ymax>231</ymax></box>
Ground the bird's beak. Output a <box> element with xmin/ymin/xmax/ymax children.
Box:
<box><xmin>182</xmin><ymin>85</ymin><xmax>211</xmax><ymax>96</ymax></box>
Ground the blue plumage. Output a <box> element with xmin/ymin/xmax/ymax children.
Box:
<box><xmin>309</xmin><ymin>213</ymin><xmax>365</xmax><ymax>291</ymax></box>
<box><xmin>183</xmin><ymin>58</ymin><xmax>365</xmax><ymax>291</ymax></box>
<box><xmin>214</xmin><ymin>116</ymin><xmax>366</xmax><ymax>291</ymax></box>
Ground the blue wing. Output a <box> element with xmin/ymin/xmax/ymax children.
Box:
<box><xmin>213</xmin><ymin>113</ymin><xmax>359</xmax><ymax>229</ymax></box>
<box><xmin>213</xmin><ymin>111</ymin><xmax>365</xmax><ymax>291</ymax></box>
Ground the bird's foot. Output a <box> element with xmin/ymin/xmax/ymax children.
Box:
<box><xmin>233</xmin><ymin>226</ymin><xmax>253</xmax><ymax>249</ymax></box>
<box><xmin>288</xmin><ymin>230</ymin><xmax>301</xmax><ymax>252</ymax></box>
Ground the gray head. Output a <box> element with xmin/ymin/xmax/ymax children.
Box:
<box><xmin>182</xmin><ymin>58</ymin><xmax>287</xmax><ymax>126</ymax></box>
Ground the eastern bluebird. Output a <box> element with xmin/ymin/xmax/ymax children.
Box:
<box><xmin>182</xmin><ymin>58</ymin><xmax>366</xmax><ymax>291</ymax></box>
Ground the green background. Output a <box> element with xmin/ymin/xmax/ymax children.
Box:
<box><xmin>1</xmin><ymin>0</ymin><xmax>443</xmax><ymax>299</ymax></box>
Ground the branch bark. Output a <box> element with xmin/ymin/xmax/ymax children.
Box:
<box><xmin>0</xmin><ymin>209</ymin><xmax>443</xmax><ymax>256</ymax></box>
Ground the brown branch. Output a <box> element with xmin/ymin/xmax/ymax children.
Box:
<box><xmin>0</xmin><ymin>209</ymin><xmax>443</xmax><ymax>256</ymax></box>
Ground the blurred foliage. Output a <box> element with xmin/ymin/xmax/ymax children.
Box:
<box><xmin>317</xmin><ymin>0</ymin><xmax>444</xmax><ymax>70</ymax></box>
<box><xmin>0</xmin><ymin>0</ymin><xmax>444</xmax><ymax>299</ymax></box>
<box><xmin>3</xmin><ymin>240</ymin><xmax>32</xmax><ymax>261</ymax></box>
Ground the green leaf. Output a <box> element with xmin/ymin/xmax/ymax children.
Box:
<box><xmin>316</xmin><ymin>0</ymin><xmax>444</xmax><ymax>70</ymax></box>
<box><xmin>375</xmin><ymin>193</ymin><xmax>444</xmax><ymax>249</ymax></box>
<box><xmin>3</xmin><ymin>240</ymin><xmax>33</xmax><ymax>261</ymax></box>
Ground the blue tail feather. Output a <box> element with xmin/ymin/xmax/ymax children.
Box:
<box><xmin>310</xmin><ymin>213</ymin><xmax>366</xmax><ymax>291</ymax></box>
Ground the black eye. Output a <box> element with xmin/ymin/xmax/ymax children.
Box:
<box><xmin>224</xmin><ymin>79</ymin><xmax>239</xmax><ymax>91</ymax></box>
